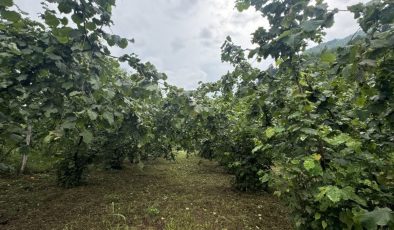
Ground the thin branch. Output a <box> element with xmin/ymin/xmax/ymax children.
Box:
<box><xmin>349</xmin><ymin>27</ymin><xmax>362</xmax><ymax>42</ymax></box>
<box><xmin>328</xmin><ymin>9</ymin><xmax>351</xmax><ymax>12</ymax></box>
<box><xmin>13</xmin><ymin>4</ymin><xmax>29</xmax><ymax>15</ymax></box>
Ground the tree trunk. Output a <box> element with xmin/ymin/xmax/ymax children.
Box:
<box><xmin>20</xmin><ymin>124</ymin><xmax>32</xmax><ymax>174</ymax></box>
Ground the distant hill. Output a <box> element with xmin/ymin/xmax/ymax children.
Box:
<box><xmin>305</xmin><ymin>31</ymin><xmax>365</xmax><ymax>54</ymax></box>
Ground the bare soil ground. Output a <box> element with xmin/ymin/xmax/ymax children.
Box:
<box><xmin>0</xmin><ymin>154</ymin><xmax>292</xmax><ymax>230</ymax></box>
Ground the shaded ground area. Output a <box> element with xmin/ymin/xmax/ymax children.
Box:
<box><xmin>0</xmin><ymin>154</ymin><xmax>291</xmax><ymax>229</ymax></box>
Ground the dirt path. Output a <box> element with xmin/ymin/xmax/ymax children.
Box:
<box><xmin>0</xmin><ymin>154</ymin><xmax>291</xmax><ymax>229</ymax></box>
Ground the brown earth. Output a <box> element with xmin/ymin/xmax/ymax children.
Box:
<box><xmin>0</xmin><ymin>153</ymin><xmax>292</xmax><ymax>230</ymax></box>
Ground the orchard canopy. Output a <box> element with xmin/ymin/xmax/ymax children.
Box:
<box><xmin>0</xmin><ymin>0</ymin><xmax>393</xmax><ymax>229</ymax></box>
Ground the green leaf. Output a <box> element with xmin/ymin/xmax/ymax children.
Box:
<box><xmin>0</xmin><ymin>0</ymin><xmax>13</xmax><ymax>7</ymax></box>
<box><xmin>146</xmin><ymin>84</ymin><xmax>159</xmax><ymax>92</ymax></box>
<box><xmin>80</xmin><ymin>130</ymin><xmax>93</xmax><ymax>144</ymax></box>
<box><xmin>43</xmin><ymin>134</ymin><xmax>53</xmax><ymax>143</ymax></box>
<box><xmin>341</xmin><ymin>186</ymin><xmax>367</xmax><ymax>206</ymax></box>
<box><xmin>58</xmin><ymin>2</ymin><xmax>72</xmax><ymax>14</ymax></box>
<box><xmin>61</xmin><ymin>82</ymin><xmax>73</xmax><ymax>90</ymax></box>
<box><xmin>1</xmin><ymin>10</ymin><xmax>21</xmax><ymax>22</ymax></box>
<box><xmin>69</xmin><ymin>91</ymin><xmax>82</xmax><ymax>96</ymax></box>
<box><xmin>43</xmin><ymin>130</ymin><xmax>64</xmax><ymax>143</ymax></box>
<box><xmin>301</xmin><ymin>20</ymin><xmax>324</xmax><ymax>32</ymax></box>
<box><xmin>45</xmin><ymin>12</ymin><xmax>60</xmax><ymax>27</ymax></box>
<box><xmin>235</xmin><ymin>0</ymin><xmax>250</xmax><ymax>12</ymax></box>
<box><xmin>300</xmin><ymin>128</ymin><xmax>318</xmax><ymax>135</ymax></box>
<box><xmin>303</xmin><ymin>159</ymin><xmax>316</xmax><ymax>171</ymax></box>
<box><xmin>71</xmin><ymin>13</ymin><xmax>83</xmax><ymax>24</ymax></box>
<box><xmin>252</xmin><ymin>144</ymin><xmax>263</xmax><ymax>153</ymax></box>
<box><xmin>87</xmin><ymin>110</ymin><xmax>98</xmax><ymax>121</ymax></box>
<box><xmin>320</xmin><ymin>52</ymin><xmax>336</xmax><ymax>64</ymax></box>
<box><xmin>104</xmin><ymin>88</ymin><xmax>116</xmax><ymax>98</ymax></box>
<box><xmin>60</xmin><ymin>17</ymin><xmax>68</xmax><ymax>25</ymax></box>
<box><xmin>370</xmin><ymin>39</ymin><xmax>391</xmax><ymax>49</ymax></box>
<box><xmin>322</xmin><ymin>220</ymin><xmax>327</xmax><ymax>229</ymax></box>
<box><xmin>44</xmin><ymin>108</ymin><xmax>58</xmax><ymax>117</ymax></box>
<box><xmin>106</xmin><ymin>35</ymin><xmax>115</xmax><ymax>46</ymax></box>
<box><xmin>9</xmin><ymin>134</ymin><xmax>23</xmax><ymax>142</ymax></box>
<box><xmin>265</xmin><ymin>127</ymin><xmax>275</xmax><ymax>138</ymax></box>
<box><xmin>103</xmin><ymin>111</ymin><xmax>114</xmax><ymax>125</ymax></box>
<box><xmin>345</xmin><ymin>139</ymin><xmax>362</xmax><ymax>151</ymax></box>
<box><xmin>53</xmin><ymin>27</ymin><xmax>73</xmax><ymax>44</ymax></box>
<box><xmin>284</xmin><ymin>32</ymin><xmax>302</xmax><ymax>48</ymax></box>
<box><xmin>118</xmin><ymin>38</ymin><xmax>128</xmax><ymax>49</ymax></box>
<box><xmin>248</xmin><ymin>48</ymin><xmax>258</xmax><ymax>58</ymax></box>
<box><xmin>360</xmin><ymin>208</ymin><xmax>393</xmax><ymax>229</ymax></box>
<box><xmin>61</xmin><ymin>121</ymin><xmax>75</xmax><ymax>129</ymax></box>
<box><xmin>325</xmin><ymin>186</ymin><xmax>342</xmax><ymax>203</ymax></box>
<box><xmin>324</xmin><ymin>133</ymin><xmax>350</xmax><ymax>146</ymax></box>
<box><xmin>86</xmin><ymin>22</ymin><xmax>96</xmax><ymax>31</ymax></box>
<box><xmin>260</xmin><ymin>173</ymin><xmax>270</xmax><ymax>183</ymax></box>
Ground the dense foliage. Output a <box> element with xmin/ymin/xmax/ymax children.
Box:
<box><xmin>185</xmin><ymin>0</ymin><xmax>394</xmax><ymax>229</ymax></box>
<box><xmin>0</xmin><ymin>0</ymin><xmax>178</xmax><ymax>187</ymax></box>
<box><xmin>1</xmin><ymin>0</ymin><xmax>393</xmax><ymax>229</ymax></box>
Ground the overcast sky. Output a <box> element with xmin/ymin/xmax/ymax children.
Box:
<box><xmin>15</xmin><ymin>0</ymin><xmax>367</xmax><ymax>89</ymax></box>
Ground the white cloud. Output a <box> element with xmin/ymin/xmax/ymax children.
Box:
<box><xmin>323</xmin><ymin>0</ymin><xmax>369</xmax><ymax>41</ymax></box>
<box><xmin>165</xmin><ymin>68</ymin><xmax>209</xmax><ymax>90</ymax></box>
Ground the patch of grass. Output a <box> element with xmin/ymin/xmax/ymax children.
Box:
<box><xmin>2</xmin><ymin>150</ymin><xmax>57</xmax><ymax>174</ymax></box>
<box><xmin>146</xmin><ymin>206</ymin><xmax>160</xmax><ymax>216</ymax></box>
<box><xmin>0</xmin><ymin>152</ymin><xmax>292</xmax><ymax>229</ymax></box>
